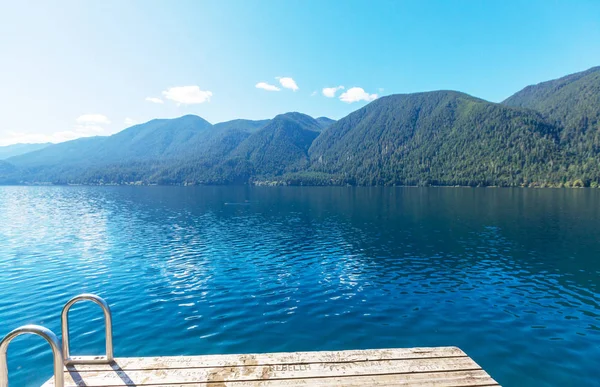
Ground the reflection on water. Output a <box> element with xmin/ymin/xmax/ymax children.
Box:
<box><xmin>0</xmin><ymin>186</ymin><xmax>598</xmax><ymax>386</ymax></box>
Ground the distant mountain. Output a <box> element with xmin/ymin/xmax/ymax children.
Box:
<box><xmin>0</xmin><ymin>143</ymin><xmax>50</xmax><ymax>160</ymax></box>
<box><xmin>9</xmin><ymin>115</ymin><xmax>211</xmax><ymax>168</ymax></box>
<box><xmin>503</xmin><ymin>66</ymin><xmax>600</xmax><ymax>158</ymax></box>
<box><xmin>213</xmin><ymin>119</ymin><xmax>270</xmax><ymax>133</ymax></box>
<box><xmin>316</xmin><ymin>117</ymin><xmax>336</xmax><ymax>129</ymax></box>
<box><xmin>153</xmin><ymin>113</ymin><xmax>323</xmax><ymax>184</ymax></box>
<box><xmin>309</xmin><ymin>91</ymin><xmax>566</xmax><ymax>186</ymax></box>
<box><xmin>7</xmin><ymin>115</ymin><xmax>214</xmax><ymax>182</ymax></box>
<box><xmin>3</xmin><ymin>67</ymin><xmax>599</xmax><ymax>187</ymax></box>
<box><xmin>231</xmin><ymin>112</ymin><xmax>322</xmax><ymax>176</ymax></box>
<box><xmin>0</xmin><ymin>160</ymin><xmax>17</xmax><ymax>181</ymax></box>
<box><xmin>6</xmin><ymin>113</ymin><xmax>325</xmax><ymax>184</ymax></box>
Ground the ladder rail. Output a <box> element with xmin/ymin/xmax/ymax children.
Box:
<box><xmin>0</xmin><ymin>324</ymin><xmax>64</xmax><ymax>387</ymax></box>
<box><xmin>61</xmin><ymin>293</ymin><xmax>113</xmax><ymax>365</ymax></box>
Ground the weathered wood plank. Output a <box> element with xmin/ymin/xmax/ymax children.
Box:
<box><xmin>51</xmin><ymin>358</ymin><xmax>486</xmax><ymax>386</ymax></box>
<box><xmin>67</xmin><ymin>347</ymin><xmax>467</xmax><ymax>372</ymax></box>
<box><xmin>52</xmin><ymin>370</ymin><xmax>499</xmax><ymax>386</ymax></box>
<box><xmin>41</xmin><ymin>347</ymin><xmax>500</xmax><ymax>387</ymax></box>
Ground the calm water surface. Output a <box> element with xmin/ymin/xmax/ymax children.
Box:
<box><xmin>0</xmin><ymin>186</ymin><xmax>599</xmax><ymax>386</ymax></box>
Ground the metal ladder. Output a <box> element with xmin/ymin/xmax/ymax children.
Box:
<box><xmin>0</xmin><ymin>293</ymin><xmax>113</xmax><ymax>387</ymax></box>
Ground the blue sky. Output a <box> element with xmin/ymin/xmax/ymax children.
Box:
<box><xmin>1</xmin><ymin>0</ymin><xmax>599</xmax><ymax>146</ymax></box>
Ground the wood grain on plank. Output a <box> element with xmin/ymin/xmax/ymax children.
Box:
<box><xmin>41</xmin><ymin>347</ymin><xmax>499</xmax><ymax>387</ymax></box>
<box><xmin>50</xmin><ymin>358</ymin><xmax>485</xmax><ymax>386</ymax></box>
<box><xmin>50</xmin><ymin>370</ymin><xmax>499</xmax><ymax>387</ymax></box>
<box><xmin>67</xmin><ymin>347</ymin><xmax>468</xmax><ymax>372</ymax></box>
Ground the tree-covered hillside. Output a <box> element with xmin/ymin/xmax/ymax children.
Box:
<box><xmin>503</xmin><ymin>66</ymin><xmax>600</xmax><ymax>159</ymax></box>
<box><xmin>0</xmin><ymin>160</ymin><xmax>17</xmax><ymax>184</ymax></box>
<box><xmin>316</xmin><ymin>117</ymin><xmax>336</xmax><ymax>129</ymax></box>
<box><xmin>2</xmin><ymin>66</ymin><xmax>599</xmax><ymax>187</ymax></box>
<box><xmin>0</xmin><ymin>143</ymin><xmax>50</xmax><ymax>160</ymax></box>
<box><xmin>7</xmin><ymin>116</ymin><xmax>271</xmax><ymax>184</ymax></box>
<box><xmin>6</xmin><ymin>112</ymin><xmax>328</xmax><ymax>185</ymax></box>
<box><xmin>309</xmin><ymin>91</ymin><xmax>595</xmax><ymax>186</ymax></box>
<box><xmin>230</xmin><ymin>112</ymin><xmax>322</xmax><ymax>175</ymax></box>
<box><xmin>8</xmin><ymin>115</ymin><xmax>212</xmax><ymax>174</ymax></box>
<box><xmin>152</xmin><ymin>113</ymin><xmax>324</xmax><ymax>184</ymax></box>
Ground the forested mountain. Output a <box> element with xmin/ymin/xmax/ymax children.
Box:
<box><xmin>316</xmin><ymin>117</ymin><xmax>336</xmax><ymax>129</ymax></box>
<box><xmin>8</xmin><ymin>115</ymin><xmax>212</xmax><ymax>169</ymax></box>
<box><xmin>309</xmin><ymin>91</ymin><xmax>570</xmax><ymax>186</ymax></box>
<box><xmin>213</xmin><ymin>119</ymin><xmax>271</xmax><ymax>133</ymax></box>
<box><xmin>4</xmin><ymin>113</ymin><xmax>330</xmax><ymax>185</ymax></box>
<box><xmin>2</xmin><ymin>67</ymin><xmax>599</xmax><ymax>187</ymax></box>
<box><xmin>0</xmin><ymin>161</ymin><xmax>17</xmax><ymax>184</ymax></box>
<box><xmin>231</xmin><ymin>113</ymin><xmax>322</xmax><ymax>175</ymax></box>
<box><xmin>150</xmin><ymin>113</ymin><xmax>324</xmax><ymax>184</ymax></box>
<box><xmin>0</xmin><ymin>143</ymin><xmax>50</xmax><ymax>160</ymax></box>
<box><xmin>503</xmin><ymin>66</ymin><xmax>600</xmax><ymax>159</ymax></box>
<box><xmin>6</xmin><ymin>115</ymin><xmax>214</xmax><ymax>183</ymax></box>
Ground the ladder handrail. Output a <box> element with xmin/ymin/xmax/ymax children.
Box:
<box><xmin>0</xmin><ymin>324</ymin><xmax>64</xmax><ymax>387</ymax></box>
<box><xmin>61</xmin><ymin>293</ymin><xmax>113</xmax><ymax>365</ymax></box>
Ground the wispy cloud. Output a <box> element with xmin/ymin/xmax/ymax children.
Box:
<box><xmin>277</xmin><ymin>77</ymin><xmax>299</xmax><ymax>91</ymax></box>
<box><xmin>0</xmin><ymin>114</ymin><xmax>114</xmax><ymax>146</ymax></box>
<box><xmin>0</xmin><ymin>130</ymin><xmax>89</xmax><ymax>146</ymax></box>
<box><xmin>124</xmin><ymin>117</ymin><xmax>137</xmax><ymax>126</ymax></box>
<box><xmin>339</xmin><ymin>87</ymin><xmax>378</xmax><ymax>103</ymax></box>
<box><xmin>255</xmin><ymin>82</ymin><xmax>281</xmax><ymax>91</ymax></box>
<box><xmin>145</xmin><ymin>97</ymin><xmax>164</xmax><ymax>104</ymax></box>
<box><xmin>322</xmin><ymin>86</ymin><xmax>345</xmax><ymax>98</ymax></box>
<box><xmin>76</xmin><ymin>114</ymin><xmax>111</xmax><ymax>125</ymax></box>
<box><xmin>162</xmin><ymin>86</ymin><xmax>213</xmax><ymax>104</ymax></box>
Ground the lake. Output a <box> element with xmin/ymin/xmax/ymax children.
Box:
<box><xmin>0</xmin><ymin>186</ymin><xmax>598</xmax><ymax>386</ymax></box>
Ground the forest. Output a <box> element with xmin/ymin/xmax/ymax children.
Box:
<box><xmin>1</xmin><ymin>67</ymin><xmax>599</xmax><ymax>187</ymax></box>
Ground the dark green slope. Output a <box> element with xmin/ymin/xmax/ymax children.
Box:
<box><xmin>231</xmin><ymin>112</ymin><xmax>322</xmax><ymax>176</ymax></box>
<box><xmin>8</xmin><ymin>115</ymin><xmax>213</xmax><ymax>182</ymax></box>
<box><xmin>0</xmin><ymin>160</ymin><xmax>18</xmax><ymax>184</ymax></box>
<box><xmin>9</xmin><ymin>115</ymin><xmax>212</xmax><ymax>168</ymax></box>
<box><xmin>150</xmin><ymin>119</ymin><xmax>273</xmax><ymax>184</ymax></box>
<box><xmin>316</xmin><ymin>117</ymin><xmax>336</xmax><ymax>129</ymax></box>
<box><xmin>201</xmin><ymin>119</ymin><xmax>271</xmax><ymax>159</ymax></box>
<box><xmin>148</xmin><ymin>113</ymin><xmax>323</xmax><ymax>184</ymax></box>
<box><xmin>503</xmin><ymin>66</ymin><xmax>600</xmax><ymax>158</ymax></box>
<box><xmin>0</xmin><ymin>143</ymin><xmax>51</xmax><ymax>160</ymax></box>
<box><xmin>7</xmin><ymin>136</ymin><xmax>108</xmax><ymax>182</ymax></box>
<box><xmin>213</xmin><ymin>119</ymin><xmax>270</xmax><ymax>133</ymax></box>
<box><xmin>106</xmin><ymin>114</ymin><xmax>213</xmax><ymax>160</ymax></box>
<box><xmin>309</xmin><ymin>91</ymin><xmax>569</xmax><ymax>186</ymax></box>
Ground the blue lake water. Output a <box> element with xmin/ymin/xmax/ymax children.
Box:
<box><xmin>0</xmin><ymin>186</ymin><xmax>599</xmax><ymax>386</ymax></box>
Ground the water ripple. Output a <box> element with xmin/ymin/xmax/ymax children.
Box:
<box><xmin>0</xmin><ymin>186</ymin><xmax>599</xmax><ymax>386</ymax></box>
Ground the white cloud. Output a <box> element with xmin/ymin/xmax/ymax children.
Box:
<box><xmin>162</xmin><ymin>86</ymin><xmax>213</xmax><ymax>104</ymax></box>
<box><xmin>255</xmin><ymin>82</ymin><xmax>281</xmax><ymax>91</ymax></box>
<box><xmin>1</xmin><ymin>126</ymin><xmax>110</xmax><ymax>146</ymax></box>
<box><xmin>310</xmin><ymin>90</ymin><xmax>318</xmax><ymax>96</ymax></box>
<box><xmin>277</xmin><ymin>77</ymin><xmax>299</xmax><ymax>91</ymax></box>
<box><xmin>0</xmin><ymin>131</ymin><xmax>80</xmax><ymax>146</ymax></box>
<box><xmin>145</xmin><ymin>97</ymin><xmax>164</xmax><ymax>104</ymax></box>
<box><xmin>322</xmin><ymin>86</ymin><xmax>345</xmax><ymax>98</ymax></box>
<box><xmin>339</xmin><ymin>87</ymin><xmax>378</xmax><ymax>103</ymax></box>
<box><xmin>76</xmin><ymin>114</ymin><xmax>111</xmax><ymax>125</ymax></box>
<box><xmin>124</xmin><ymin>117</ymin><xmax>137</xmax><ymax>126</ymax></box>
<box><xmin>0</xmin><ymin>113</ymin><xmax>117</xmax><ymax>146</ymax></box>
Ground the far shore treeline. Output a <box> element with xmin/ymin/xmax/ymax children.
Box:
<box><xmin>1</xmin><ymin>66</ymin><xmax>599</xmax><ymax>188</ymax></box>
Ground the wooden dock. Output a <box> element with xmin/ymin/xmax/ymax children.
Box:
<box><xmin>42</xmin><ymin>346</ymin><xmax>499</xmax><ymax>386</ymax></box>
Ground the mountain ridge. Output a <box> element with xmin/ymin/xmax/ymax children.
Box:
<box><xmin>503</xmin><ymin>66</ymin><xmax>600</xmax><ymax>160</ymax></box>
<box><xmin>308</xmin><ymin>90</ymin><xmax>564</xmax><ymax>186</ymax></box>
<box><xmin>0</xmin><ymin>143</ymin><xmax>51</xmax><ymax>160</ymax></box>
<box><xmin>2</xmin><ymin>66</ymin><xmax>599</xmax><ymax>187</ymax></box>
